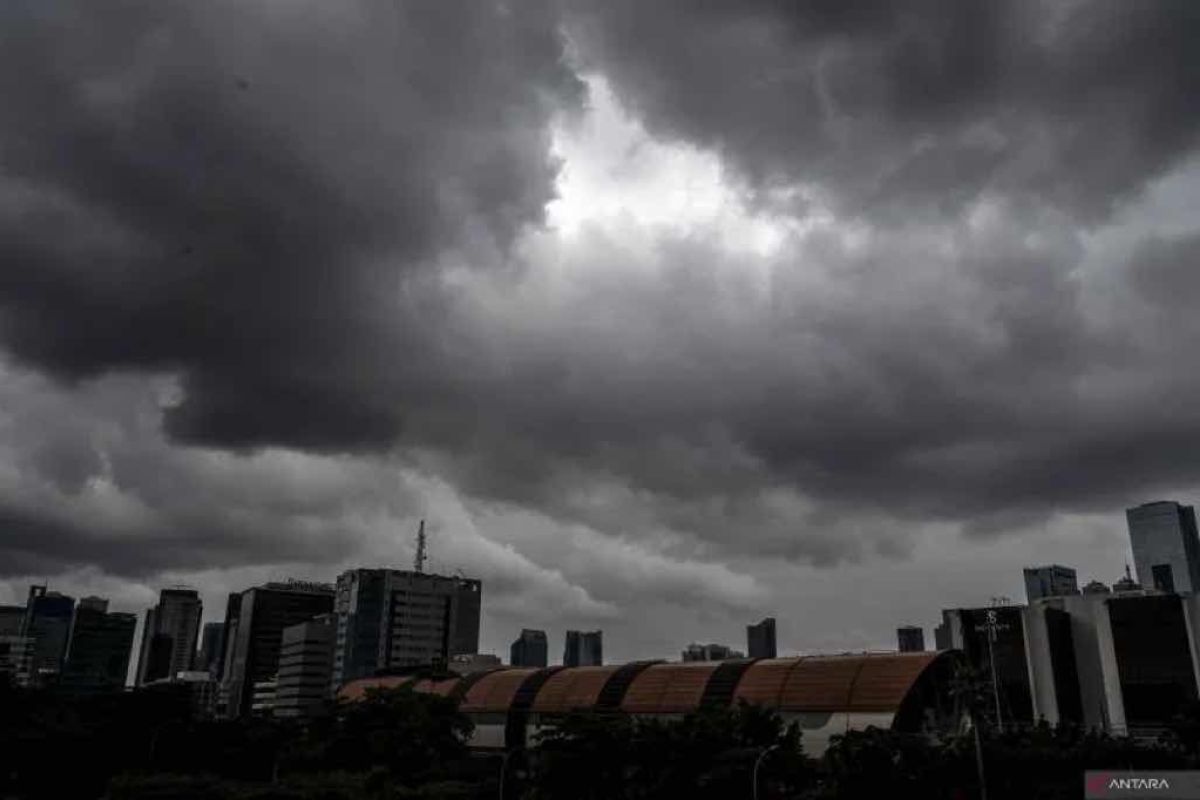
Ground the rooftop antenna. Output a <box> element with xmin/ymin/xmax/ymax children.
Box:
<box><xmin>414</xmin><ymin>519</ymin><xmax>427</xmax><ymax>573</ymax></box>
<box><xmin>1125</xmin><ymin>563</ymin><xmax>1132</xmax><ymax>581</ymax></box>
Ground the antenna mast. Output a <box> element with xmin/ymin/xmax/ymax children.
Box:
<box><xmin>414</xmin><ymin>519</ymin><xmax>427</xmax><ymax>573</ymax></box>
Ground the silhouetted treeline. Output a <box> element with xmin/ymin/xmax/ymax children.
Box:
<box><xmin>4</xmin><ymin>675</ymin><xmax>1200</xmax><ymax>800</ymax></box>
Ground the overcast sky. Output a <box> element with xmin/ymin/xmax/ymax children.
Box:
<box><xmin>2</xmin><ymin>0</ymin><xmax>1199</xmax><ymax>663</ymax></box>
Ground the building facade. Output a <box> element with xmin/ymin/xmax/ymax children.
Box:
<box><xmin>510</xmin><ymin>629</ymin><xmax>548</xmax><ymax>668</ymax></box>
<box><xmin>332</xmin><ymin>569</ymin><xmax>482</xmax><ymax>688</ymax></box>
<box><xmin>897</xmin><ymin>625</ymin><xmax>926</xmax><ymax>653</ymax></box>
<box><xmin>1126</xmin><ymin>501</ymin><xmax>1200</xmax><ymax>593</ymax></box>
<box><xmin>220</xmin><ymin>581</ymin><xmax>335</xmax><ymax>717</ymax></box>
<box><xmin>747</xmin><ymin>617</ymin><xmax>777</xmax><ymax>659</ymax></box>
<box><xmin>136</xmin><ymin>588</ymin><xmax>202</xmax><ymax>685</ymax></box>
<box><xmin>274</xmin><ymin>614</ymin><xmax>336</xmax><ymax>718</ymax></box>
<box><xmin>61</xmin><ymin>597</ymin><xmax>136</xmax><ymax>694</ymax></box>
<box><xmin>563</xmin><ymin>630</ymin><xmax>602</xmax><ymax>667</ymax></box>
<box><xmin>1023</xmin><ymin>565</ymin><xmax>1080</xmax><ymax>602</ymax></box>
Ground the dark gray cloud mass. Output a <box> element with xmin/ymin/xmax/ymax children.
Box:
<box><xmin>0</xmin><ymin>0</ymin><xmax>581</xmax><ymax>449</ymax></box>
<box><xmin>2</xmin><ymin>0</ymin><xmax>1200</xmax><ymax>600</ymax></box>
<box><xmin>565</xmin><ymin>0</ymin><xmax>1200</xmax><ymax>219</ymax></box>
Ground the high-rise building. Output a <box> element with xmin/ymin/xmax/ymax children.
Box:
<box><xmin>1126</xmin><ymin>501</ymin><xmax>1200</xmax><ymax>593</ymax></box>
<box><xmin>136</xmin><ymin>588</ymin><xmax>202</xmax><ymax>685</ymax></box>
<box><xmin>220</xmin><ymin>581</ymin><xmax>334</xmax><ymax>718</ymax></box>
<box><xmin>61</xmin><ymin>597</ymin><xmax>136</xmax><ymax>694</ymax></box>
<box><xmin>332</xmin><ymin>569</ymin><xmax>481</xmax><ymax>688</ymax></box>
<box><xmin>896</xmin><ymin>625</ymin><xmax>925</xmax><ymax>653</ymax></box>
<box><xmin>681</xmin><ymin>643</ymin><xmax>743</xmax><ymax>661</ymax></box>
<box><xmin>937</xmin><ymin>605</ymin><xmax>1034</xmax><ymax>727</ymax></box>
<box><xmin>197</xmin><ymin>622</ymin><xmax>225</xmax><ymax>677</ymax></box>
<box><xmin>563</xmin><ymin>630</ymin><xmax>602</xmax><ymax>667</ymax></box>
<box><xmin>747</xmin><ymin>617</ymin><xmax>777</xmax><ymax>659</ymax></box>
<box><xmin>510</xmin><ymin>629</ymin><xmax>548</xmax><ymax>667</ymax></box>
<box><xmin>1023</xmin><ymin>565</ymin><xmax>1079</xmax><ymax>602</ymax></box>
<box><xmin>275</xmin><ymin>614</ymin><xmax>336</xmax><ymax>719</ymax></box>
<box><xmin>21</xmin><ymin>586</ymin><xmax>75</xmax><ymax>686</ymax></box>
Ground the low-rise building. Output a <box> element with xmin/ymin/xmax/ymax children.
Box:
<box><xmin>681</xmin><ymin>643</ymin><xmax>744</xmax><ymax>662</ymax></box>
<box><xmin>1024</xmin><ymin>590</ymin><xmax>1200</xmax><ymax>735</ymax></box>
<box><xmin>450</xmin><ymin>653</ymin><xmax>502</xmax><ymax>675</ymax></box>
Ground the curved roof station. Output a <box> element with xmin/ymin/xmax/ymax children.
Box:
<box><xmin>339</xmin><ymin>650</ymin><xmax>964</xmax><ymax>751</ymax></box>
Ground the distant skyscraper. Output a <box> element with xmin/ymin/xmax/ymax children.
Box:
<box><xmin>1082</xmin><ymin>580</ymin><xmax>1111</xmax><ymax>595</ymax></box>
<box><xmin>563</xmin><ymin>630</ymin><xmax>602</xmax><ymax>666</ymax></box>
<box><xmin>747</xmin><ymin>617</ymin><xmax>777</xmax><ymax>659</ymax></box>
<box><xmin>197</xmin><ymin>622</ymin><xmax>225</xmax><ymax>677</ymax></box>
<box><xmin>220</xmin><ymin>581</ymin><xmax>334</xmax><ymax>717</ymax></box>
<box><xmin>1126</xmin><ymin>501</ymin><xmax>1200</xmax><ymax>593</ymax></box>
<box><xmin>136</xmin><ymin>588</ymin><xmax>202</xmax><ymax>685</ymax></box>
<box><xmin>21</xmin><ymin>586</ymin><xmax>75</xmax><ymax>686</ymax></box>
<box><xmin>510</xmin><ymin>629</ymin><xmax>548</xmax><ymax>667</ymax></box>
<box><xmin>275</xmin><ymin>614</ymin><xmax>336</xmax><ymax>719</ymax></box>
<box><xmin>332</xmin><ymin>569</ymin><xmax>481</xmax><ymax>689</ymax></box>
<box><xmin>896</xmin><ymin>625</ymin><xmax>925</xmax><ymax>653</ymax></box>
<box><xmin>1023</xmin><ymin>565</ymin><xmax>1079</xmax><ymax>603</ymax></box>
<box><xmin>61</xmin><ymin>597</ymin><xmax>136</xmax><ymax>694</ymax></box>
<box><xmin>681</xmin><ymin>643</ymin><xmax>743</xmax><ymax>661</ymax></box>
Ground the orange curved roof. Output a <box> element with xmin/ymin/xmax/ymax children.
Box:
<box><xmin>733</xmin><ymin>652</ymin><xmax>939</xmax><ymax>713</ymax></box>
<box><xmin>531</xmin><ymin>666</ymin><xmax>621</xmax><ymax>713</ymax></box>
<box><xmin>337</xmin><ymin>652</ymin><xmax>945</xmax><ymax>717</ymax></box>
<box><xmin>620</xmin><ymin>662</ymin><xmax>721</xmax><ymax>713</ymax></box>
<box><xmin>336</xmin><ymin>675</ymin><xmax>416</xmax><ymax>702</ymax></box>
<box><xmin>460</xmin><ymin>668</ymin><xmax>540</xmax><ymax>712</ymax></box>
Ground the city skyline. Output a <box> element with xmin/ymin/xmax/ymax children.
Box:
<box><xmin>5</xmin><ymin>490</ymin><xmax>1179</xmax><ymax>691</ymax></box>
<box><xmin>0</xmin><ymin>503</ymin><xmax>1170</xmax><ymax>675</ymax></box>
<box><xmin>3</xmin><ymin>1</ymin><xmax>1200</xmax><ymax>673</ymax></box>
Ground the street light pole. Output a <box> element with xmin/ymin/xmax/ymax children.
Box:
<box><xmin>752</xmin><ymin>743</ymin><xmax>781</xmax><ymax>800</ymax></box>
<box><xmin>972</xmin><ymin>711</ymin><xmax>988</xmax><ymax>800</ymax></box>
<box><xmin>498</xmin><ymin>748</ymin><xmax>522</xmax><ymax>800</ymax></box>
<box><xmin>985</xmin><ymin>608</ymin><xmax>1004</xmax><ymax>733</ymax></box>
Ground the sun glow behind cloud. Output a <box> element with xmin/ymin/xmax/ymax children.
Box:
<box><xmin>546</xmin><ymin>74</ymin><xmax>791</xmax><ymax>258</ymax></box>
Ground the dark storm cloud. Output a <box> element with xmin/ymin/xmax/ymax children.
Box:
<box><xmin>3</xmin><ymin>0</ymin><xmax>1200</xmax><ymax>581</ymax></box>
<box><xmin>563</xmin><ymin>0</ymin><xmax>1200</xmax><ymax>219</ymax></box>
<box><xmin>0</xmin><ymin>0</ymin><xmax>581</xmax><ymax>449</ymax></box>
